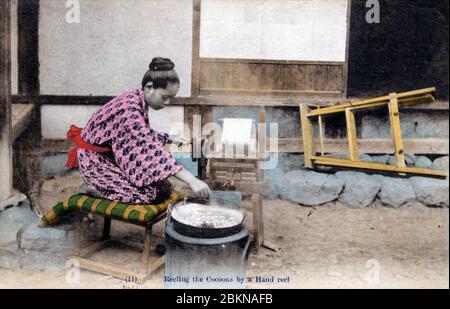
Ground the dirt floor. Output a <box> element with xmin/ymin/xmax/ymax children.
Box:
<box><xmin>0</xmin><ymin>172</ymin><xmax>448</xmax><ymax>289</ymax></box>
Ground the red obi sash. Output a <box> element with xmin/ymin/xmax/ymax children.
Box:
<box><xmin>65</xmin><ymin>124</ymin><xmax>110</xmax><ymax>168</ymax></box>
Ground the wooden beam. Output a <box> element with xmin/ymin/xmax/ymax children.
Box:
<box><xmin>199</xmin><ymin>88</ymin><xmax>342</xmax><ymax>97</ymax></box>
<box><xmin>35</xmin><ymin>137</ymin><xmax>449</xmax><ymax>156</ymax></box>
<box><xmin>12</xmin><ymin>94</ymin><xmax>342</xmax><ymax>107</ymax></box>
<box><xmin>12</xmin><ymin>94</ymin><xmax>448</xmax><ymax>110</ymax></box>
<box><xmin>345</xmin><ymin>108</ymin><xmax>359</xmax><ymax>160</ymax></box>
<box><xmin>300</xmin><ymin>104</ymin><xmax>314</xmax><ymax>168</ymax></box>
<box><xmin>17</xmin><ymin>0</ymin><xmax>39</xmax><ymax>95</ymax></box>
<box><xmin>0</xmin><ymin>0</ymin><xmax>13</xmax><ymax>203</ymax></box>
<box><xmin>200</xmin><ymin>57</ymin><xmax>345</xmax><ymax>66</ymax></box>
<box><xmin>318</xmin><ymin>114</ymin><xmax>324</xmax><ymax>155</ymax></box>
<box><xmin>206</xmin><ymin>180</ymin><xmax>272</xmax><ymax>195</ymax></box>
<box><xmin>71</xmin><ymin>256</ymin><xmax>159</xmax><ymax>284</ymax></box>
<box><xmin>404</xmin><ymin>100</ymin><xmax>449</xmax><ymax>110</ymax></box>
<box><xmin>183</xmin><ymin>105</ymin><xmax>200</xmax><ymax>144</ymax></box>
<box><xmin>199</xmin><ymin>57</ymin><xmax>345</xmax><ymax>96</ymax></box>
<box><xmin>191</xmin><ymin>0</ymin><xmax>201</xmax><ymax>97</ymax></box>
<box><xmin>272</xmin><ymin>138</ymin><xmax>449</xmax><ymax>155</ymax></box>
<box><xmin>257</xmin><ymin>106</ymin><xmax>266</xmax><ymax>170</ymax></box>
<box><xmin>306</xmin><ymin>87</ymin><xmax>437</xmax><ymax>117</ymax></box>
<box><xmin>312</xmin><ymin>156</ymin><xmax>447</xmax><ymax>178</ymax></box>
<box><xmin>12</xmin><ymin>103</ymin><xmax>35</xmax><ymax>141</ymax></box>
<box><xmin>388</xmin><ymin>93</ymin><xmax>406</xmax><ymax>168</ymax></box>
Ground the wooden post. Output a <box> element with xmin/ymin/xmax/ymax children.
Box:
<box><xmin>255</xmin><ymin>107</ymin><xmax>265</xmax><ymax>250</ymax></box>
<box><xmin>102</xmin><ymin>217</ymin><xmax>112</xmax><ymax>240</ymax></box>
<box><xmin>0</xmin><ymin>0</ymin><xmax>13</xmax><ymax>205</ymax></box>
<box><xmin>345</xmin><ymin>108</ymin><xmax>359</xmax><ymax>161</ymax></box>
<box><xmin>318</xmin><ymin>115</ymin><xmax>324</xmax><ymax>155</ymax></box>
<box><xmin>251</xmin><ymin>193</ymin><xmax>261</xmax><ymax>251</ymax></box>
<box><xmin>191</xmin><ymin>0</ymin><xmax>201</xmax><ymax>97</ymax></box>
<box><xmin>17</xmin><ymin>0</ymin><xmax>39</xmax><ymax>96</ymax></box>
<box><xmin>300</xmin><ymin>104</ymin><xmax>315</xmax><ymax>168</ymax></box>
<box><xmin>142</xmin><ymin>225</ymin><xmax>152</xmax><ymax>268</ymax></box>
<box><xmin>257</xmin><ymin>106</ymin><xmax>266</xmax><ymax>175</ymax></box>
<box><xmin>388</xmin><ymin>93</ymin><xmax>406</xmax><ymax>168</ymax></box>
<box><xmin>73</xmin><ymin>212</ymin><xmax>82</xmax><ymax>256</ymax></box>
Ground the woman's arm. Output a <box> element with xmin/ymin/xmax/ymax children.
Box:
<box><xmin>174</xmin><ymin>168</ymin><xmax>211</xmax><ymax>199</ymax></box>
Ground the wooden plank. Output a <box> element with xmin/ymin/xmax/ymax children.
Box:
<box><xmin>211</xmin><ymin>162</ymin><xmax>257</xmax><ymax>169</ymax></box>
<box><xmin>345</xmin><ymin>108</ymin><xmax>359</xmax><ymax>160</ymax></box>
<box><xmin>306</xmin><ymin>87</ymin><xmax>436</xmax><ymax>116</ymax></box>
<box><xmin>199</xmin><ymin>88</ymin><xmax>342</xmax><ymax>96</ymax></box>
<box><xmin>388</xmin><ymin>93</ymin><xmax>406</xmax><ymax>168</ymax></box>
<box><xmin>71</xmin><ymin>256</ymin><xmax>143</xmax><ymax>282</ymax></box>
<box><xmin>318</xmin><ymin>113</ymin><xmax>324</xmax><ymax>155</ymax></box>
<box><xmin>12</xmin><ymin>94</ymin><xmax>449</xmax><ymax>110</ymax></box>
<box><xmin>251</xmin><ymin>193</ymin><xmax>261</xmax><ymax>251</ymax></box>
<box><xmin>200</xmin><ymin>105</ymin><xmax>213</xmax><ymax>136</ymax></box>
<box><xmin>140</xmin><ymin>256</ymin><xmax>165</xmax><ymax>283</ymax></box>
<box><xmin>300</xmin><ymin>104</ymin><xmax>314</xmax><ymax>168</ymax></box>
<box><xmin>199</xmin><ymin>60</ymin><xmax>345</xmax><ymax>96</ymax></box>
<box><xmin>270</xmin><ymin>138</ymin><xmax>449</xmax><ymax>155</ymax></box>
<box><xmin>210</xmin><ymin>158</ymin><xmax>259</xmax><ymax>165</ymax></box>
<box><xmin>257</xmin><ymin>106</ymin><xmax>266</xmax><ymax>182</ymax></box>
<box><xmin>13</xmin><ymin>94</ymin><xmax>340</xmax><ymax>107</ymax></box>
<box><xmin>183</xmin><ymin>105</ymin><xmax>200</xmax><ymax>142</ymax></box>
<box><xmin>35</xmin><ymin>137</ymin><xmax>449</xmax><ymax>156</ymax></box>
<box><xmin>29</xmin><ymin>137</ymin><xmax>450</xmax><ymax>156</ymax></box>
<box><xmin>312</xmin><ymin>156</ymin><xmax>447</xmax><ymax>178</ymax></box>
<box><xmin>102</xmin><ymin>217</ymin><xmax>111</xmax><ymax>240</ymax></box>
<box><xmin>404</xmin><ymin>100</ymin><xmax>449</xmax><ymax>110</ymax></box>
<box><xmin>206</xmin><ymin>180</ymin><xmax>272</xmax><ymax>194</ymax></box>
<box><xmin>191</xmin><ymin>0</ymin><xmax>201</xmax><ymax>97</ymax></box>
<box><xmin>256</xmin><ymin>194</ymin><xmax>264</xmax><ymax>247</ymax></box>
<box><xmin>146</xmin><ymin>255</ymin><xmax>165</xmax><ymax>274</ymax></box>
<box><xmin>113</xmin><ymin>238</ymin><xmax>144</xmax><ymax>251</ymax></box>
<box><xmin>339</xmin><ymin>94</ymin><xmax>435</xmax><ymax>112</ymax></box>
<box><xmin>142</xmin><ymin>226</ymin><xmax>152</xmax><ymax>268</ymax></box>
<box><xmin>0</xmin><ymin>0</ymin><xmax>12</xmax><ymax>202</ymax></box>
<box><xmin>17</xmin><ymin>0</ymin><xmax>39</xmax><ymax>95</ymax></box>
<box><xmin>201</xmin><ymin>57</ymin><xmax>345</xmax><ymax>66</ymax></box>
<box><xmin>11</xmin><ymin>103</ymin><xmax>35</xmax><ymax>141</ymax></box>
<box><xmin>73</xmin><ymin>212</ymin><xmax>82</xmax><ymax>256</ymax></box>
<box><xmin>79</xmin><ymin>240</ymin><xmax>110</xmax><ymax>258</ymax></box>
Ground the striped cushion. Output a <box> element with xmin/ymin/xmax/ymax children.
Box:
<box><xmin>38</xmin><ymin>191</ymin><xmax>184</xmax><ymax>227</ymax></box>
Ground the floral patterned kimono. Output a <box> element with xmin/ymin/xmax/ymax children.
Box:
<box><xmin>70</xmin><ymin>88</ymin><xmax>182</xmax><ymax>204</ymax></box>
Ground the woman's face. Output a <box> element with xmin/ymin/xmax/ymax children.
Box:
<box><xmin>143</xmin><ymin>82</ymin><xmax>180</xmax><ymax>110</ymax></box>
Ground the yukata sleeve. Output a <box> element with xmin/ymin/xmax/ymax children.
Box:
<box><xmin>155</xmin><ymin>130</ymin><xmax>170</xmax><ymax>146</ymax></box>
<box><xmin>111</xmin><ymin>107</ymin><xmax>183</xmax><ymax>188</ymax></box>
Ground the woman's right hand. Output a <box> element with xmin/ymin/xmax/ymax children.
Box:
<box><xmin>174</xmin><ymin>168</ymin><xmax>211</xmax><ymax>199</ymax></box>
<box><xmin>168</xmin><ymin>135</ymin><xmax>190</xmax><ymax>147</ymax></box>
<box><xmin>189</xmin><ymin>178</ymin><xmax>211</xmax><ymax>199</ymax></box>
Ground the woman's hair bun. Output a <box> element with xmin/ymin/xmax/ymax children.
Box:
<box><xmin>149</xmin><ymin>57</ymin><xmax>175</xmax><ymax>71</ymax></box>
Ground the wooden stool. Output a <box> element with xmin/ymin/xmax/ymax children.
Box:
<box><xmin>70</xmin><ymin>211</ymin><xmax>166</xmax><ymax>284</ymax></box>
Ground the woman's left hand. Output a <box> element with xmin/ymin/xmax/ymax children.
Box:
<box><xmin>168</xmin><ymin>135</ymin><xmax>190</xmax><ymax>147</ymax></box>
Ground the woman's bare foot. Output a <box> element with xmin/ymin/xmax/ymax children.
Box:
<box><xmin>78</xmin><ymin>180</ymin><xmax>103</xmax><ymax>198</ymax></box>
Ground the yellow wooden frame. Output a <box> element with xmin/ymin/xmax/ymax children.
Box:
<box><xmin>300</xmin><ymin>87</ymin><xmax>447</xmax><ymax>178</ymax></box>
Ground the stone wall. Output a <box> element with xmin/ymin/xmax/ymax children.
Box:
<box><xmin>265</xmin><ymin>153</ymin><xmax>448</xmax><ymax>208</ymax></box>
<box><xmin>38</xmin><ymin>152</ymin><xmax>449</xmax><ymax>209</ymax></box>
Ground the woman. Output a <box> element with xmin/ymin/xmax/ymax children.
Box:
<box><xmin>66</xmin><ymin>57</ymin><xmax>210</xmax><ymax>204</ymax></box>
